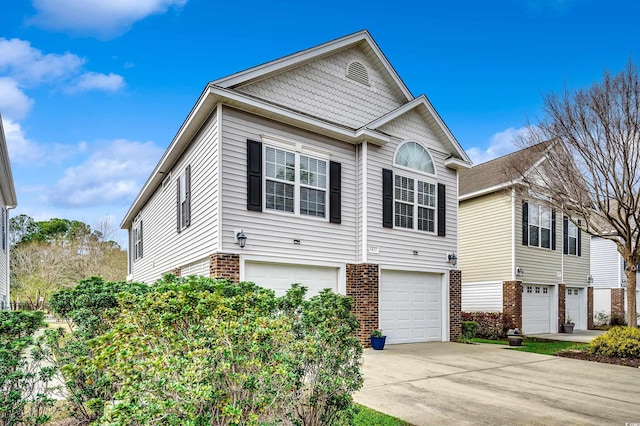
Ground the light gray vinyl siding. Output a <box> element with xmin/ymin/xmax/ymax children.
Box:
<box><xmin>220</xmin><ymin>107</ymin><xmax>358</xmax><ymax>262</ymax></box>
<box><xmin>461</xmin><ymin>282</ymin><xmax>503</xmax><ymax>312</ymax></box>
<box><xmin>514</xmin><ymin>199</ymin><xmax>561</xmax><ymax>284</ymax></box>
<box><xmin>590</xmin><ymin>236</ymin><xmax>623</xmax><ymax>288</ymax></box>
<box><xmin>563</xmin><ymin>231</ymin><xmax>590</xmax><ymax>287</ymax></box>
<box><xmin>593</xmin><ymin>288</ymin><xmax>611</xmax><ymax>316</ymax></box>
<box><xmin>459</xmin><ymin>191</ymin><xmax>513</xmax><ymax>283</ymax></box>
<box><xmin>236</xmin><ymin>46</ymin><xmax>404</xmax><ymax>129</ymax></box>
<box><xmin>364</xmin><ymin>112</ymin><xmax>458</xmax><ymax>271</ymax></box>
<box><xmin>131</xmin><ymin>110</ymin><xmax>220</xmax><ymax>283</ymax></box>
<box><xmin>356</xmin><ymin>143</ymin><xmax>364</xmax><ymax>262</ymax></box>
<box><xmin>0</xmin><ymin>194</ymin><xmax>6</xmax><ymax>307</ymax></box>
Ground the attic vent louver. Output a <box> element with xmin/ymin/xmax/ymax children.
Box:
<box><xmin>346</xmin><ymin>61</ymin><xmax>370</xmax><ymax>86</ymax></box>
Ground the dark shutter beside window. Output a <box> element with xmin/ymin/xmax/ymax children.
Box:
<box><xmin>522</xmin><ymin>201</ymin><xmax>529</xmax><ymax>245</ymax></box>
<box><xmin>551</xmin><ymin>209</ymin><xmax>556</xmax><ymax>251</ymax></box>
<box><xmin>577</xmin><ymin>220</ymin><xmax>582</xmax><ymax>257</ymax></box>
<box><xmin>247</xmin><ymin>140</ymin><xmax>263</xmax><ymax>211</ymax></box>
<box><xmin>176</xmin><ymin>180</ymin><xmax>181</xmax><ymax>233</ymax></box>
<box><xmin>329</xmin><ymin>161</ymin><xmax>341</xmax><ymax>224</ymax></box>
<box><xmin>185</xmin><ymin>165</ymin><xmax>191</xmax><ymax>227</ymax></box>
<box><xmin>563</xmin><ymin>216</ymin><xmax>569</xmax><ymax>255</ymax></box>
<box><xmin>382</xmin><ymin>169</ymin><xmax>393</xmax><ymax>228</ymax></box>
<box><xmin>437</xmin><ymin>183</ymin><xmax>446</xmax><ymax>237</ymax></box>
<box><xmin>139</xmin><ymin>220</ymin><xmax>143</xmax><ymax>258</ymax></box>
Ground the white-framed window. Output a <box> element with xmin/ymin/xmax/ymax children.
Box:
<box><xmin>567</xmin><ymin>221</ymin><xmax>578</xmax><ymax>255</ymax></box>
<box><xmin>528</xmin><ymin>203</ymin><xmax>552</xmax><ymax>249</ymax></box>
<box><xmin>526</xmin><ymin>286</ymin><xmax>533</xmax><ymax>293</ymax></box>
<box><xmin>394</xmin><ymin>174</ymin><xmax>436</xmax><ymax>232</ymax></box>
<box><xmin>133</xmin><ymin>219</ymin><xmax>143</xmax><ymax>261</ymax></box>
<box><xmin>543</xmin><ymin>287</ymin><xmax>548</xmax><ymax>294</ymax></box>
<box><xmin>177</xmin><ymin>165</ymin><xmax>191</xmax><ymax>232</ymax></box>
<box><xmin>264</xmin><ymin>145</ymin><xmax>328</xmax><ymax>219</ymax></box>
<box><xmin>1</xmin><ymin>208</ymin><xmax>5</xmax><ymax>252</ymax></box>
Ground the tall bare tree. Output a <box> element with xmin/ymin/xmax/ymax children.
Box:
<box><xmin>518</xmin><ymin>60</ymin><xmax>640</xmax><ymax>327</ymax></box>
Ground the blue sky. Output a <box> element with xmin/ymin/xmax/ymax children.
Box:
<box><xmin>1</xmin><ymin>0</ymin><xmax>639</xmax><ymax>245</ymax></box>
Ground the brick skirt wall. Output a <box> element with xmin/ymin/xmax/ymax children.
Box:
<box><xmin>346</xmin><ymin>263</ymin><xmax>379</xmax><ymax>348</ymax></box>
<box><xmin>503</xmin><ymin>280</ymin><xmax>522</xmax><ymax>330</ymax></box>
<box><xmin>449</xmin><ymin>270</ymin><xmax>462</xmax><ymax>342</ymax></box>
<box><xmin>210</xmin><ymin>253</ymin><xmax>240</xmax><ymax>282</ymax></box>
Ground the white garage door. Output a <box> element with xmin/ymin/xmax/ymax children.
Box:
<box><xmin>244</xmin><ymin>262</ymin><xmax>338</xmax><ymax>297</ymax></box>
<box><xmin>379</xmin><ymin>270</ymin><xmax>442</xmax><ymax>344</ymax></box>
<box><xmin>566</xmin><ymin>288</ymin><xmax>584</xmax><ymax>330</ymax></box>
<box><xmin>522</xmin><ymin>285</ymin><xmax>552</xmax><ymax>334</ymax></box>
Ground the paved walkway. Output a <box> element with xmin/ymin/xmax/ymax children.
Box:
<box><xmin>355</xmin><ymin>342</ymin><xmax>640</xmax><ymax>426</ymax></box>
<box><xmin>528</xmin><ymin>329</ymin><xmax>605</xmax><ymax>343</ymax></box>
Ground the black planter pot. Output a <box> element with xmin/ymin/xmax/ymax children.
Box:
<box><xmin>507</xmin><ymin>335</ymin><xmax>524</xmax><ymax>346</ymax></box>
<box><xmin>562</xmin><ymin>323</ymin><xmax>575</xmax><ymax>334</ymax></box>
<box><xmin>371</xmin><ymin>336</ymin><xmax>386</xmax><ymax>350</ymax></box>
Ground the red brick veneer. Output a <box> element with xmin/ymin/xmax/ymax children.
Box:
<box><xmin>346</xmin><ymin>263</ymin><xmax>379</xmax><ymax>348</ymax></box>
<box><xmin>210</xmin><ymin>253</ymin><xmax>240</xmax><ymax>283</ymax></box>
<box><xmin>449</xmin><ymin>269</ymin><xmax>462</xmax><ymax>342</ymax></box>
<box><xmin>503</xmin><ymin>280</ymin><xmax>523</xmax><ymax>330</ymax></box>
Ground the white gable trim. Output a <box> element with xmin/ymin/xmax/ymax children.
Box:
<box><xmin>0</xmin><ymin>116</ymin><xmax>17</xmax><ymax>208</ymax></box>
<box><xmin>362</xmin><ymin>95</ymin><xmax>471</xmax><ymax>165</ymax></box>
<box><xmin>212</xmin><ymin>30</ymin><xmax>413</xmax><ymax>102</ymax></box>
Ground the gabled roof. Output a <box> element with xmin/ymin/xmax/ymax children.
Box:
<box><xmin>0</xmin><ymin>115</ymin><xmax>17</xmax><ymax>208</ymax></box>
<box><xmin>459</xmin><ymin>140</ymin><xmax>553</xmax><ymax>200</ymax></box>
<box><xmin>364</xmin><ymin>95</ymin><xmax>471</xmax><ymax>167</ymax></box>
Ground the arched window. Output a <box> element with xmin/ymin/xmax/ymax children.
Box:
<box><xmin>394</xmin><ymin>141</ymin><xmax>435</xmax><ymax>174</ymax></box>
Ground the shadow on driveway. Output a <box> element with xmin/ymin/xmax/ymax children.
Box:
<box><xmin>354</xmin><ymin>342</ymin><xmax>640</xmax><ymax>426</ymax></box>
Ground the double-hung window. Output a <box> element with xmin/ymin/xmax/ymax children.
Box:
<box><xmin>177</xmin><ymin>165</ymin><xmax>191</xmax><ymax>232</ymax></box>
<box><xmin>567</xmin><ymin>221</ymin><xmax>578</xmax><ymax>255</ymax></box>
<box><xmin>528</xmin><ymin>203</ymin><xmax>552</xmax><ymax>249</ymax></box>
<box><xmin>133</xmin><ymin>219</ymin><xmax>143</xmax><ymax>261</ymax></box>
<box><xmin>394</xmin><ymin>175</ymin><xmax>436</xmax><ymax>232</ymax></box>
<box><xmin>265</xmin><ymin>145</ymin><xmax>328</xmax><ymax>219</ymax></box>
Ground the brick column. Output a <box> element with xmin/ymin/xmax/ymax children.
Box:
<box><xmin>611</xmin><ymin>288</ymin><xmax>625</xmax><ymax>322</ymax></box>
<box><xmin>346</xmin><ymin>263</ymin><xmax>379</xmax><ymax>348</ymax></box>
<box><xmin>503</xmin><ymin>281</ymin><xmax>522</xmax><ymax>330</ymax></box>
<box><xmin>557</xmin><ymin>283</ymin><xmax>566</xmax><ymax>329</ymax></box>
<box><xmin>449</xmin><ymin>269</ymin><xmax>462</xmax><ymax>342</ymax></box>
<box><xmin>587</xmin><ymin>287</ymin><xmax>594</xmax><ymax>329</ymax></box>
<box><xmin>210</xmin><ymin>253</ymin><xmax>240</xmax><ymax>283</ymax></box>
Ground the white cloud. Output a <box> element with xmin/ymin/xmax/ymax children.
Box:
<box><xmin>1</xmin><ymin>117</ymin><xmax>42</xmax><ymax>163</ymax></box>
<box><xmin>50</xmin><ymin>139</ymin><xmax>164</xmax><ymax>207</ymax></box>
<box><xmin>0</xmin><ymin>38</ymin><xmax>85</xmax><ymax>85</ymax></box>
<box><xmin>0</xmin><ymin>78</ymin><xmax>34</xmax><ymax>120</ymax></box>
<box><xmin>67</xmin><ymin>72</ymin><xmax>125</xmax><ymax>93</ymax></box>
<box><xmin>466</xmin><ymin>127</ymin><xmax>528</xmax><ymax>165</ymax></box>
<box><xmin>29</xmin><ymin>0</ymin><xmax>188</xmax><ymax>39</ymax></box>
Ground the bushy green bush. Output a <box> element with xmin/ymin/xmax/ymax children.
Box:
<box><xmin>461</xmin><ymin>312</ymin><xmax>513</xmax><ymax>339</ymax></box>
<box><xmin>588</xmin><ymin>326</ymin><xmax>640</xmax><ymax>358</ymax></box>
<box><xmin>0</xmin><ymin>310</ymin><xmax>54</xmax><ymax>425</ymax></box>
<box><xmin>460</xmin><ymin>321</ymin><xmax>478</xmax><ymax>343</ymax></box>
<box><xmin>89</xmin><ymin>276</ymin><xmax>362</xmax><ymax>426</ymax></box>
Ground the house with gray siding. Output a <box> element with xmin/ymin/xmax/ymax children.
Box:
<box><xmin>0</xmin><ymin>116</ymin><xmax>17</xmax><ymax>310</ymax></box>
<box><xmin>458</xmin><ymin>142</ymin><xmax>592</xmax><ymax>334</ymax></box>
<box><xmin>121</xmin><ymin>31</ymin><xmax>472</xmax><ymax>345</ymax></box>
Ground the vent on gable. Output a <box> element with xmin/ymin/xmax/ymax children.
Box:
<box><xmin>346</xmin><ymin>61</ymin><xmax>370</xmax><ymax>86</ymax></box>
<box><xmin>161</xmin><ymin>172</ymin><xmax>172</xmax><ymax>192</ymax></box>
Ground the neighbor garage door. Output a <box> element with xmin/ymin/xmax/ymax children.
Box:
<box><xmin>566</xmin><ymin>288</ymin><xmax>584</xmax><ymax>330</ymax></box>
<box><xmin>244</xmin><ymin>262</ymin><xmax>338</xmax><ymax>297</ymax></box>
<box><xmin>522</xmin><ymin>284</ymin><xmax>552</xmax><ymax>334</ymax></box>
<box><xmin>379</xmin><ymin>270</ymin><xmax>442</xmax><ymax>344</ymax></box>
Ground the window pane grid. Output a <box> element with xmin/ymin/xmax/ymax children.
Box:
<box><xmin>395</xmin><ymin>202</ymin><xmax>413</xmax><ymax>228</ymax></box>
<box><xmin>300</xmin><ymin>187</ymin><xmax>325</xmax><ymax>217</ymax></box>
<box><xmin>418</xmin><ymin>206</ymin><xmax>435</xmax><ymax>232</ymax></box>
<box><xmin>266</xmin><ymin>180</ymin><xmax>294</xmax><ymax>212</ymax></box>
<box><xmin>417</xmin><ymin>181</ymin><xmax>435</xmax><ymax>207</ymax></box>
<box><xmin>266</xmin><ymin>147</ymin><xmax>295</xmax><ymax>182</ymax></box>
<box><xmin>529</xmin><ymin>204</ymin><xmax>552</xmax><ymax>249</ymax></box>
<box><xmin>300</xmin><ymin>156</ymin><xmax>326</xmax><ymax>189</ymax></box>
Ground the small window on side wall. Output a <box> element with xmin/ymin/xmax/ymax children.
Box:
<box><xmin>177</xmin><ymin>165</ymin><xmax>191</xmax><ymax>233</ymax></box>
<box><xmin>133</xmin><ymin>219</ymin><xmax>143</xmax><ymax>261</ymax></box>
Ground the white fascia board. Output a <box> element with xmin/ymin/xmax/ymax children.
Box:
<box><xmin>458</xmin><ymin>181</ymin><xmax>518</xmax><ymax>201</ymax></box>
<box><xmin>444</xmin><ymin>157</ymin><xmax>472</xmax><ymax>170</ymax></box>
<box><xmin>212</xmin><ymin>31</ymin><xmax>413</xmax><ymax>101</ymax></box>
<box><xmin>0</xmin><ymin>116</ymin><xmax>17</xmax><ymax>207</ymax></box>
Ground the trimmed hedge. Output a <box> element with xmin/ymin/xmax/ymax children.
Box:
<box><xmin>461</xmin><ymin>312</ymin><xmax>514</xmax><ymax>339</ymax></box>
<box><xmin>588</xmin><ymin>326</ymin><xmax>640</xmax><ymax>359</ymax></box>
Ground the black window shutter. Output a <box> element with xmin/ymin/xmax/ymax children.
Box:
<box><xmin>437</xmin><ymin>183</ymin><xmax>446</xmax><ymax>237</ymax></box>
<box><xmin>563</xmin><ymin>216</ymin><xmax>569</xmax><ymax>255</ymax></box>
<box><xmin>522</xmin><ymin>201</ymin><xmax>529</xmax><ymax>246</ymax></box>
<box><xmin>329</xmin><ymin>161</ymin><xmax>341</xmax><ymax>224</ymax></box>
<box><xmin>247</xmin><ymin>140</ymin><xmax>263</xmax><ymax>211</ymax></box>
<box><xmin>382</xmin><ymin>169</ymin><xmax>393</xmax><ymax>228</ymax></box>
<box><xmin>551</xmin><ymin>209</ymin><xmax>556</xmax><ymax>250</ymax></box>
<box><xmin>578</xmin><ymin>220</ymin><xmax>582</xmax><ymax>257</ymax></box>
<box><xmin>185</xmin><ymin>165</ymin><xmax>191</xmax><ymax>227</ymax></box>
<box><xmin>176</xmin><ymin>180</ymin><xmax>181</xmax><ymax>234</ymax></box>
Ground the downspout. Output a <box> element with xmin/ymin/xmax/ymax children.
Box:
<box><xmin>511</xmin><ymin>188</ymin><xmax>516</xmax><ymax>280</ymax></box>
<box><xmin>362</xmin><ymin>142</ymin><xmax>368</xmax><ymax>264</ymax></box>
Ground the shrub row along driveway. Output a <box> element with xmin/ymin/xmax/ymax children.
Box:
<box><xmin>355</xmin><ymin>342</ymin><xmax>640</xmax><ymax>425</ymax></box>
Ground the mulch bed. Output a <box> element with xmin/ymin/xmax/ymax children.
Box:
<box><xmin>556</xmin><ymin>350</ymin><xmax>640</xmax><ymax>368</ymax></box>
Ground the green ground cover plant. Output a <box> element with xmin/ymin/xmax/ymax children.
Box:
<box><xmin>472</xmin><ymin>338</ymin><xmax>586</xmax><ymax>355</ymax></box>
<box><xmin>353</xmin><ymin>404</ymin><xmax>413</xmax><ymax>425</ymax></box>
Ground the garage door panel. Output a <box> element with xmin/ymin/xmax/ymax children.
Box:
<box><xmin>245</xmin><ymin>262</ymin><xmax>338</xmax><ymax>297</ymax></box>
<box><xmin>380</xmin><ymin>271</ymin><xmax>442</xmax><ymax>344</ymax></box>
<box><xmin>523</xmin><ymin>285</ymin><xmax>552</xmax><ymax>334</ymax></box>
<box><xmin>566</xmin><ymin>288</ymin><xmax>583</xmax><ymax>330</ymax></box>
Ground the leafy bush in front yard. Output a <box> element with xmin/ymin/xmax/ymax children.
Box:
<box><xmin>0</xmin><ymin>310</ymin><xmax>55</xmax><ymax>425</ymax></box>
<box><xmin>461</xmin><ymin>312</ymin><xmax>513</xmax><ymax>339</ymax></box>
<box><xmin>460</xmin><ymin>321</ymin><xmax>478</xmax><ymax>343</ymax></box>
<box><xmin>89</xmin><ymin>276</ymin><xmax>362</xmax><ymax>425</ymax></box>
<box><xmin>588</xmin><ymin>326</ymin><xmax>640</xmax><ymax>359</ymax></box>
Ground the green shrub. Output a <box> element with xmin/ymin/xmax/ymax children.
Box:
<box><xmin>588</xmin><ymin>326</ymin><xmax>640</xmax><ymax>358</ymax></box>
<box><xmin>460</xmin><ymin>321</ymin><xmax>478</xmax><ymax>343</ymax></box>
<box><xmin>461</xmin><ymin>312</ymin><xmax>513</xmax><ymax>339</ymax></box>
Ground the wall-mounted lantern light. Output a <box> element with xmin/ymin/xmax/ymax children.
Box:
<box><xmin>235</xmin><ymin>230</ymin><xmax>247</xmax><ymax>248</ymax></box>
<box><xmin>447</xmin><ymin>252</ymin><xmax>457</xmax><ymax>266</ymax></box>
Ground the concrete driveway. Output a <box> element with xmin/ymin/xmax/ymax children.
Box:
<box><xmin>354</xmin><ymin>342</ymin><xmax>640</xmax><ymax>425</ymax></box>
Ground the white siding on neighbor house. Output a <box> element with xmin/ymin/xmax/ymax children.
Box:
<box><xmin>220</xmin><ymin>108</ymin><xmax>358</xmax><ymax>263</ymax></box>
<box><xmin>461</xmin><ymin>282</ymin><xmax>503</xmax><ymax>312</ymax></box>
<box><xmin>130</xmin><ymin>109</ymin><xmax>220</xmax><ymax>283</ymax></box>
<box><xmin>458</xmin><ymin>192</ymin><xmax>513</xmax><ymax>283</ymax></box>
<box><xmin>0</xmin><ymin>194</ymin><xmax>7</xmax><ymax>308</ymax></box>
<box><xmin>593</xmin><ymin>288</ymin><xmax>611</xmax><ymax>322</ymax></box>
<box><xmin>236</xmin><ymin>46</ymin><xmax>405</xmax><ymax>129</ymax></box>
<box><xmin>364</xmin><ymin>113</ymin><xmax>458</xmax><ymax>271</ymax></box>
<box><xmin>590</xmin><ymin>236</ymin><xmax>623</xmax><ymax>288</ymax></box>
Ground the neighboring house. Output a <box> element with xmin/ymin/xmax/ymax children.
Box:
<box><xmin>121</xmin><ymin>30</ymin><xmax>472</xmax><ymax>345</ymax></box>
<box><xmin>458</xmin><ymin>142</ymin><xmax>592</xmax><ymax>334</ymax></box>
<box><xmin>0</xmin><ymin>116</ymin><xmax>17</xmax><ymax>310</ymax></box>
<box><xmin>590</xmin><ymin>236</ymin><xmax>640</xmax><ymax>323</ymax></box>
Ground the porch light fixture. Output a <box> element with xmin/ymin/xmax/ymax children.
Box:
<box><xmin>586</xmin><ymin>274</ymin><xmax>594</xmax><ymax>284</ymax></box>
<box><xmin>447</xmin><ymin>252</ymin><xmax>457</xmax><ymax>266</ymax></box>
<box><xmin>516</xmin><ymin>266</ymin><xmax>524</xmax><ymax>277</ymax></box>
<box><xmin>235</xmin><ymin>230</ymin><xmax>247</xmax><ymax>248</ymax></box>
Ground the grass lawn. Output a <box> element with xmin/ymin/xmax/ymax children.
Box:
<box><xmin>471</xmin><ymin>338</ymin><xmax>588</xmax><ymax>355</ymax></box>
<box><xmin>354</xmin><ymin>404</ymin><xmax>412</xmax><ymax>426</ymax></box>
